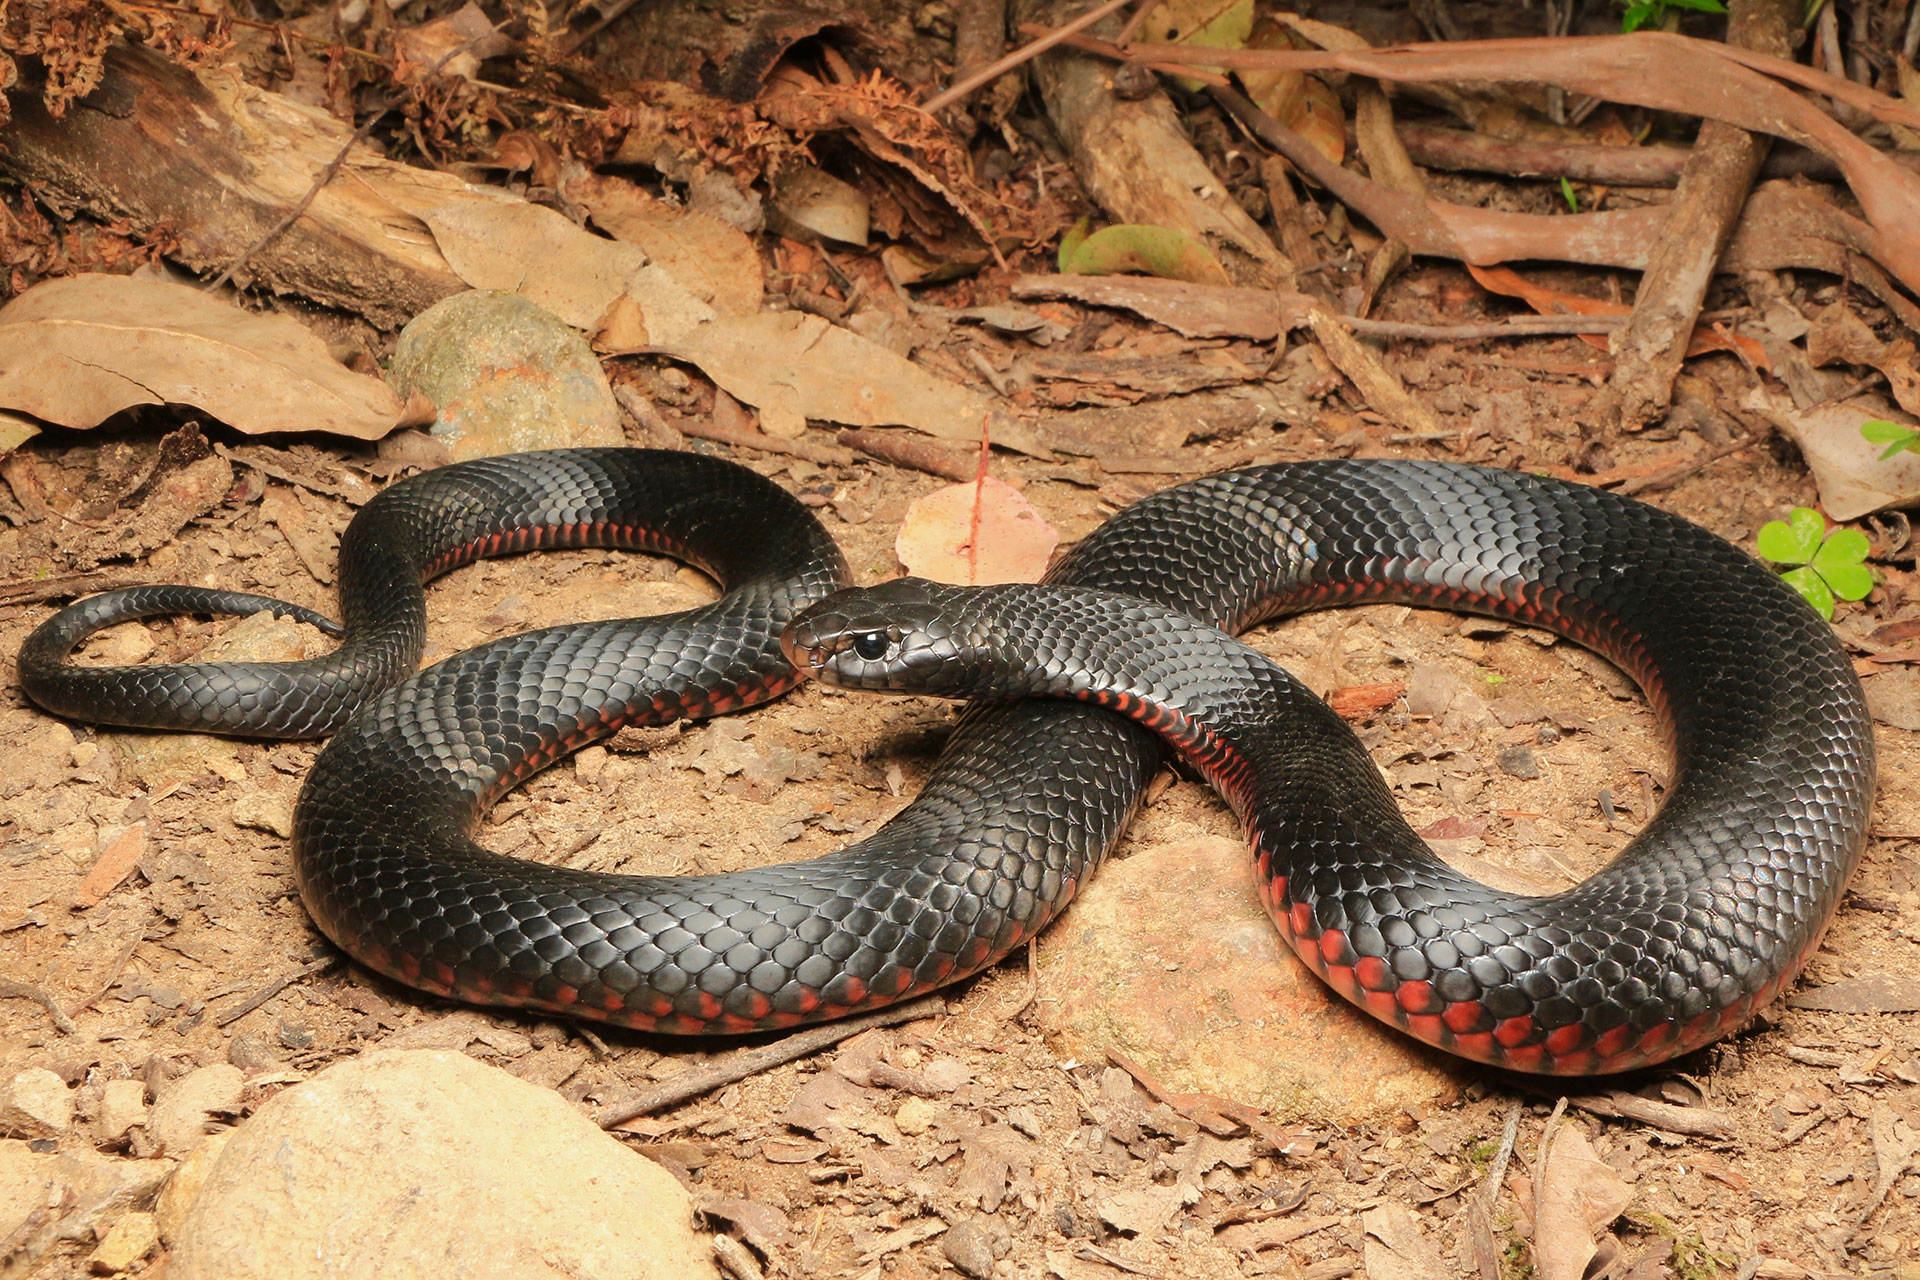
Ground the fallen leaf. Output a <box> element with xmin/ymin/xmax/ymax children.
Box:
<box><xmin>1361</xmin><ymin>1204</ymin><xmax>1447</xmax><ymax>1280</ymax></box>
<box><xmin>390</xmin><ymin>2</ymin><xmax>511</xmax><ymax>81</ymax></box>
<box><xmin>1533</xmin><ymin>1123</ymin><xmax>1633</xmax><ymax>1280</ymax></box>
<box><xmin>1060</xmin><ymin>223</ymin><xmax>1232</xmax><ymax>287</ymax></box>
<box><xmin>565</xmin><ymin>170</ymin><xmax>764</xmax><ymax>317</ymax></box>
<box><xmin>895</xmin><ymin>476</ymin><xmax>1060</xmax><ymax>585</ymax></box>
<box><xmin>1326</xmin><ymin>681</ymin><xmax>1403</xmax><ymax>721</ymax></box>
<box><xmin>659</xmin><ymin>311</ymin><xmax>1046</xmax><ymax>454</ymax></box>
<box><xmin>1240</xmin><ymin>20</ymin><xmax>1345</xmax><ymax>165</ymax></box>
<box><xmin>0</xmin><ymin>274</ymin><xmax>403</xmax><ymax>439</ymax></box>
<box><xmin>76</xmin><ymin>823</ymin><xmax>148</xmax><ymax>908</ymax></box>
<box><xmin>384</xmin><ymin>185</ymin><xmax>715</xmax><ymax>345</ymax></box>
<box><xmin>1751</xmin><ymin>388</ymin><xmax>1920</xmax><ymax>519</ymax></box>
<box><xmin>768</xmin><ymin>162</ymin><xmax>870</xmax><ymax>246</ymax></box>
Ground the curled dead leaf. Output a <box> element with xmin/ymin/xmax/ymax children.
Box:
<box><xmin>895</xmin><ymin>477</ymin><xmax>1060</xmax><ymax>585</ymax></box>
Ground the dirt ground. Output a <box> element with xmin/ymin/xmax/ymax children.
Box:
<box><xmin>1</xmin><ymin>322</ymin><xmax>1916</xmax><ymax>1278</ymax></box>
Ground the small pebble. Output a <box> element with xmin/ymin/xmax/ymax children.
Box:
<box><xmin>941</xmin><ymin>1219</ymin><xmax>1005</xmax><ymax>1279</ymax></box>
<box><xmin>894</xmin><ymin>1097</ymin><xmax>937</xmax><ymax>1136</ymax></box>
<box><xmin>88</xmin><ymin>1211</ymin><xmax>158</xmax><ymax>1274</ymax></box>
<box><xmin>1497</xmin><ymin>745</ymin><xmax>1542</xmax><ymax>780</ymax></box>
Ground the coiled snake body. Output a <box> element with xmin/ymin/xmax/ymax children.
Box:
<box><xmin>19</xmin><ymin>449</ymin><xmax>1875</xmax><ymax>1074</ymax></box>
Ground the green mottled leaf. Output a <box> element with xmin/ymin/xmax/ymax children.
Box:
<box><xmin>1781</xmin><ymin>566</ymin><xmax>1835</xmax><ymax>620</ymax></box>
<box><xmin>1059</xmin><ymin>224</ymin><xmax>1231</xmax><ymax>286</ymax></box>
<box><xmin>1755</xmin><ymin>507</ymin><xmax>1824</xmax><ymax>565</ymax></box>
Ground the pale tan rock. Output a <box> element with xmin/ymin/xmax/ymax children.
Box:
<box><xmin>146</xmin><ymin>1065</ymin><xmax>243</xmax><ymax>1157</ymax></box>
<box><xmin>95</xmin><ymin>1080</ymin><xmax>147</xmax><ymax>1144</ymax></box>
<box><xmin>389</xmin><ymin>291</ymin><xmax>623</xmax><ymax>460</ymax></box>
<box><xmin>0</xmin><ymin>1140</ymin><xmax>171</xmax><ymax>1271</ymax></box>
<box><xmin>0</xmin><ymin>1068</ymin><xmax>74</xmax><ymax>1139</ymax></box>
<box><xmin>1037</xmin><ymin>836</ymin><xmax>1467</xmax><ymax>1123</ymax></box>
<box><xmin>155</xmin><ymin>1131</ymin><xmax>231</xmax><ymax>1244</ymax></box>
<box><xmin>167</xmin><ymin>1049</ymin><xmax>717</xmax><ymax>1280</ymax></box>
<box><xmin>88</xmin><ymin>1210</ymin><xmax>159</xmax><ymax>1273</ymax></box>
<box><xmin>894</xmin><ymin>1097</ymin><xmax>937</xmax><ymax>1137</ymax></box>
<box><xmin>229</xmin><ymin>790</ymin><xmax>294</xmax><ymax>838</ymax></box>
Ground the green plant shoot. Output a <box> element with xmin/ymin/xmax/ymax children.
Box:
<box><xmin>1617</xmin><ymin>0</ymin><xmax>1727</xmax><ymax>32</ymax></box>
<box><xmin>1756</xmin><ymin>507</ymin><xmax>1872</xmax><ymax>620</ymax></box>
<box><xmin>1559</xmin><ymin>177</ymin><xmax>1579</xmax><ymax>212</ymax></box>
<box><xmin>1860</xmin><ymin>418</ymin><xmax>1920</xmax><ymax>460</ymax></box>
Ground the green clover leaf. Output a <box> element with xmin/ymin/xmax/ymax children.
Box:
<box><xmin>1756</xmin><ymin>507</ymin><xmax>1873</xmax><ymax>620</ymax></box>
<box><xmin>1861</xmin><ymin>418</ymin><xmax>1920</xmax><ymax>460</ymax></box>
<box><xmin>1755</xmin><ymin>507</ymin><xmax>1824</xmax><ymax>564</ymax></box>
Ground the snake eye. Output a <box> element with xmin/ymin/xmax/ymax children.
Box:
<box><xmin>851</xmin><ymin>630</ymin><xmax>891</xmax><ymax>661</ymax></box>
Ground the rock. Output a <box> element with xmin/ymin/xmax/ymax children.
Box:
<box><xmin>0</xmin><ymin>1140</ymin><xmax>172</xmax><ymax>1270</ymax></box>
<box><xmin>1</xmin><ymin>1067</ymin><xmax>74</xmax><ymax>1139</ymax></box>
<box><xmin>155</xmin><ymin>1132</ymin><xmax>231</xmax><ymax>1245</ymax></box>
<box><xmin>167</xmin><ymin>1049</ymin><xmax>716</xmax><ymax>1280</ymax></box>
<box><xmin>389</xmin><ymin>291</ymin><xmax>624</xmax><ymax>460</ymax></box>
<box><xmin>894</xmin><ymin>1097</ymin><xmax>937</xmax><ymax>1137</ymax></box>
<box><xmin>146</xmin><ymin>1065</ymin><xmax>243</xmax><ymax>1157</ymax></box>
<box><xmin>1038</xmin><ymin>837</ymin><xmax>1466</xmax><ymax>1122</ymax></box>
<box><xmin>230</xmin><ymin>790</ymin><xmax>295</xmax><ymax>838</ymax></box>
<box><xmin>95</xmin><ymin>1080</ymin><xmax>147</xmax><ymax>1144</ymax></box>
<box><xmin>941</xmin><ymin>1217</ymin><xmax>1008</xmax><ymax>1279</ymax></box>
<box><xmin>88</xmin><ymin>1210</ymin><xmax>158</xmax><ymax>1273</ymax></box>
<box><xmin>1496</xmin><ymin>744</ymin><xmax>1542</xmax><ymax>780</ymax></box>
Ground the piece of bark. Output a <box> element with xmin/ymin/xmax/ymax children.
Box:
<box><xmin>2</xmin><ymin>45</ymin><xmax>463</xmax><ymax>326</ymax></box>
<box><xmin>1014</xmin><ymin>0</ymin><xmax>1288</xmax><ymax>287</ymax></box>
<box><xmin>1588</xmin><ymin>0</ymin><xmax>1796</xmax><ymax>437</ymax></box>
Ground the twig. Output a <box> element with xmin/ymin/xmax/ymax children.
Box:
<box><xmin>1564</xmin><ymin>1089</ymin><xmax>1736</xmax><ymax>1138</ymax></box>
<box><xmin>0</xmin><ymin>571</ymin><xmax>153</xmax><ymax>607</ymax></box>
<box><xmin>214</xmin><ymin>955</ymin><xmax>342</xmax><ymax>1027</ymax></box>
<box><xmin>676</xmin><ymin>417</ymin><xmax>854</xmax><ymax>467</ymax></box>
<box><xmin>838</xmin><ymin>428</ymin><xmax>975</xmax><ymax>482</ymax></box>
<box><xmin>922</xmin><ymin>0</ymin><xmax>1136</xmax><ymax>115</ymax></box>
<box><xmin>1481</xmin><ymin>1101</ymin><xmax>1523</xmax><ymax>1207</ymax></box>
<box><xmin>595</xmin><ymin>995</ymin><xmax>948</xmax><ymax>1126</ymax></box>
<box><xmin>0</xmin><ymin>976</ymin><xmax>77</xmax><ymax>1035</ymax></box>
<box><xmin>1338</xmin><ymin>314</ymin><xmax>1622</xmax><ymax>340</ymax></box>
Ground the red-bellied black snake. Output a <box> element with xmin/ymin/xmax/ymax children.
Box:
<box><xmin>19</xmin><ymin>449</ymin><xmax>1875</xmax><ymax>1074</ymax></box>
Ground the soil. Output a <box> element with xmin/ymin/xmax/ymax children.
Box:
<box><xmin>2</xmin><ymin>338</ymin><xmax>1916</xmax><ymax>1278</ymax></box>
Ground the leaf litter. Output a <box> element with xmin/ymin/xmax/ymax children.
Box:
<box><xmin>1</xmin><ymin>4</ymin><xmax>1919</xmax><ymax>1279</ymax></box>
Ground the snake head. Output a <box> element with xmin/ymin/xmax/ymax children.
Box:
<box><xmin>783</xmin><ymin>578</ymin><xmax>984</xmax><ymax>694</ymax></box>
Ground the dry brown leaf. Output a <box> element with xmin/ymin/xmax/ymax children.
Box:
<box><xmin>380</xmin><ymin>182</ymin><xmax>715</xmax><ymax>345</ymax></box>
<box><xmin>0</xmin><ymin>409</ymin><xmax>40</xmax><ymax>453</ymax></box>
<box><xmin>1360</xmin><ymin>1204</ymin><xmax>1447</xmax><ymax>1280</ymax></box>
<box><xmin>390</xmin><ymin>2</ymin><xmax>511</xmax><ymax>82</ymax></box>
<box><xmin>658</xmin><ymin>312</ymin><xmax>1046</xmax><ymax>454</ymax></box>
<box><xmin>1533</xmin><ymin>1124</ymin><xmax>1633</xmax><ymax>1280</ymax></box>
<box><xmin>895</xmin><ymin>476</ymin><xmax>1059</xmax><ymax>585</ymax></box>
<box><xmin>1805</xmin><ymin>303</ymin><xmax>1920</xmax><ymax>419</ymax></box>
<box><xmin>564</xmin><ymin>170</ymin><xmax>764</xmax><ymax>317</ymax></box>
<box><xmin>0</xmin><ymin>274</ymin><xmax>402</xmax><ymax>439</ymax></box>
<box><xmin>1751</xmin><ymin>387</ymin><xmax>1920</xmax><ymax>519</ymax></box>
